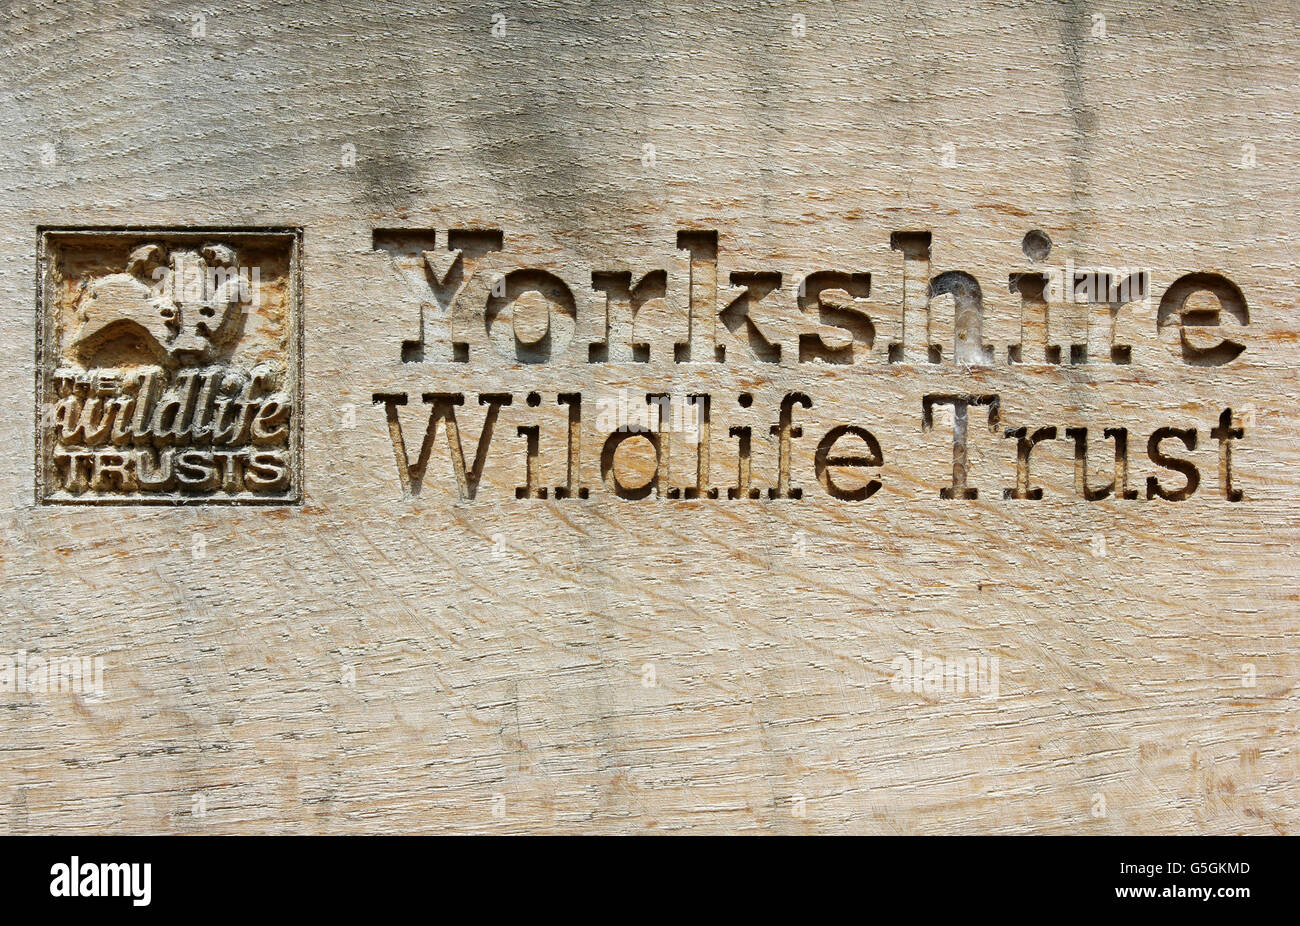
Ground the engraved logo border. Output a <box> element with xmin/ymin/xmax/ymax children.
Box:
<box><xmin>35</xmin><ymin>226</ymin><xmax>304</xmax><ymax>505</ymax></box>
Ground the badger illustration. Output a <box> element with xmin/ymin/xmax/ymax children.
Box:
<box><xmin>69</xmin><ymin>242</ymin><xmax>247</xmax><ymax>367</ymax></box>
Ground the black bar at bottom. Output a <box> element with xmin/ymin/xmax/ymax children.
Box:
<box><xmin>0</xmin><ymin>835</ymin><xmax>1277</xmax><ymax>914</ymax></box>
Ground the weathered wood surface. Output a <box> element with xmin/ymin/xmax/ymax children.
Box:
<box><xmin>1</xmin><ymin>0</ymin><xmax>1297</xmax><ymax>833</ymax></box>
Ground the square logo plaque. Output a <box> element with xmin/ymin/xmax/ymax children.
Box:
<box><xmin>35</xmin><ymin>228</ymin><xmax>302</xmax><ymax>504</ymax></box>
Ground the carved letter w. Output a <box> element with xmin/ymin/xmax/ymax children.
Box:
<box><xmin>372</xmin><ymin>392</ymin><xmax>512</xmax><ymax>498</ymax></box>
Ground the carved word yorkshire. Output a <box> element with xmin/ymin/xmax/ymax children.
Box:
<box><xmin>36</xmin><ymin>229</ymin><xmax>302</xmax><ymax>504</ymax></box>
<box><xmin>371</xmin><ymin>227</ymin><xmax>1248</xmax><ymax>367</ymax></box>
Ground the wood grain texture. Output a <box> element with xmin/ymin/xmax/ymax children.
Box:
<box><xmin>0</xmin><ymin>0</ymin><xmax>1297</xmax><ymax>834</ymax></box>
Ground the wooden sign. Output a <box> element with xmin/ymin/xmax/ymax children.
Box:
<box><xmin>2</xmin><ymin>0</ymin><xmax>1296</xmax><ymax>835</ymax></box>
